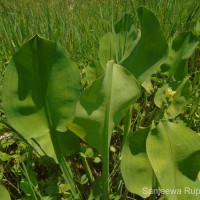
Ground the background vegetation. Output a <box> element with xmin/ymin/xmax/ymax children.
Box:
<box><xmin>0</xmin><ymin>0</ymin><xmax>199</xmax><ymax>199</ymax></box>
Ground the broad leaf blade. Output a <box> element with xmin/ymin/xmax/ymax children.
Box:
<box><xmin>122</xmin><ymin>7</ymin><xmax>168</xmax><ymax>84</ymax></box>
<box><xmin>0</xmin><ymin>185</ymin><xmax>11</xmax><ymax>200</ymax></box>
<box><xmin>3</xmin><ymin>35</ymin><xmax>81</xmax><ymax>135</ymax></box>
<box><xmin>161</xmin><ymin>32</ymin><xmax>199</xmax><ymax>80</ymax></box>
<box><xmin>84</xmin><ymin>59</ymin><xmax>104</xmax><ymax>83</ymax></box>
<box><xmin>98</xmin><ymin>14</ymin><xmax>140</xmax><ymax>69</ymax></box>
<box><xmin>3</xmin><ymin>35</ymin><xmax>81</xmax><ymax>158</ymax></box>
<box><xmin>114</xmin><ymin>13</ymin><xmax>141</xmax><ymax>63</ymax></box>
<box><xmin>68</xmin><ymin>61</ymin><xmax>140</xmax><ymax>153</ymax></box>
<box><xmin>121</xmin><ymin>127</ymin><xmax>153</xmax><ymax>198</ymax></box>
<box><xmin>98</xmin><ymin>33</ymin><xmax>115</xmax><ymax>69</ymax></box>
<box><xmin>147</xmin><ymin>121</ymin><xmax>200</xmax><ymax>200</ymax></box>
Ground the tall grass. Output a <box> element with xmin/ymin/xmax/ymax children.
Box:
<box><xmin>0</xmin><ymin>0</ymin><xmax>121</xmax><ymax>56</ymax></box>
<box><xmin>1</xmin><ymin>0</ymin><xmax>199</xmax><ymax>55</ymax></box>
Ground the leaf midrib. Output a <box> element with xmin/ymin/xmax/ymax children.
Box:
<box><xmin>33</xmin><ymin>36</ymin><xmax>54</xmax><ymax>131</ymax></box>
<box><xmin>102</xmin><ymin>61</ymin><xmax>114</xmax><ymax>149</ymax></box>
<box><xmin>159</xmin><ymin>122</ymin><xmax>177</xmax><ymax>188</ymax></box>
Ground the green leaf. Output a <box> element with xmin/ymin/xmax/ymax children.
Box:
<box><xmin>3</xmin><ymin>35</ymin><xmax>81</xmax><ymax>157</ymax></box>
<box><xmin>114</xmin><ymin>13</ymin><xmax>141</xmax><ymax>63</ymax></box>
<box><xmin>147</xmin><ymin>121</ymin><xmax>200</xmax><ymax>200</ymax></box>
<box><xmin>20</xmin><ymin>179</ymin><xmax>34</xmax><ymax>196</ymax></box>
<box><xmin>20</xmin><ymin>169</ymin><xmax>38</xmax><ymax>196</ymax></box>
<box><xmin>80</xmin><ymin>174</ymin><xmax>88</xmax><ymax>185</ymax></box>
<box><xmin>121</xmin><ymin>7</ymin><xmax>168</xmax><ymax>84</ymax></box>
<box><xmin>141</xmin><ymin>77</ymin><xmax>154</xmax><ymax>94</ymax></box>
<box><xmin>193</xmin><ymin>21</ymin><xmax>200</xmax><ymax>36</ymax></box>
<box><xmin>98</xmin><ymin>13</ymin><xmax>140</xmax><ymax>69</ymax></box>
<box><xmin>59</xmin><ymin>183</ymin><xmax>71</xmax><ymax>193</ymax></box>
<box><xmin>68</xmin><ymin>61</ymin><xmax>140</xmax><ymax>154</ymax></box>
<box><xmin>0</xmin><ymin>185</ymin><xmax>11</xmax><ymax>200</ymax></box>
<box><xmin>93</xmin><ymin>157</ymin><xmax>101</xmax><ymax>163</ymax></box>
<box><xmin>121</xmin><ymin>127</ymin><xmax>153</xmax><ymax>198</ymax></box>
<box><xmin>0</xmin><ymin>151</ymin><xmax>11</xmax><ymax>161</ymax></box>
<box><xmin>99</xmin><ymin>7</ymin><xmax>168</xmax><ymax>84</ymax></box>
<box><xmin>69</xmin><ymin>60</ymin><xmax>140</xmax><ymax>198</ymax></box>
<box><xmin>84</xmin><ymin>59</ymin><xmax>104</xmax><ymax>83</ymax></box>
<box><xmin>98</xmin><ymin>32</ymin><xmax>115</xmax><ymax>70</ymax></box>
<box><xmin>161</xmin><ymin>32</ymin><xmax>199</xmax><ymax>80</ymax></box>
<box><xmin>3</xmin><ymin>34</ymin><xmax>81</xmax><ymax>134</ymax></box>
<box><xmin>154</xmin><ymin>84</ymin><xmax>169</xmax><ymax>108</ymax></box>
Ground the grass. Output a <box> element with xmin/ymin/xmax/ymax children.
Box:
<box><xmin>0</xmin><ymin>0</ymin><xmax>199</xmax><ymax>199</ymax></box>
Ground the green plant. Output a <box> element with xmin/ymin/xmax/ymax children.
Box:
<box><xmin>3</xmin><ymin>35</ymin><xmax>82</xmax><ymax>199</ymax></box>
<box><xmin>0</xmin><ymin>184</ymin><xmax>11</xmax><ymax>200</ymax></box>
<box><xmin>2</xmin><ymin>6</ymin><xmax>200</xmax><ymax>200</ymax></box>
